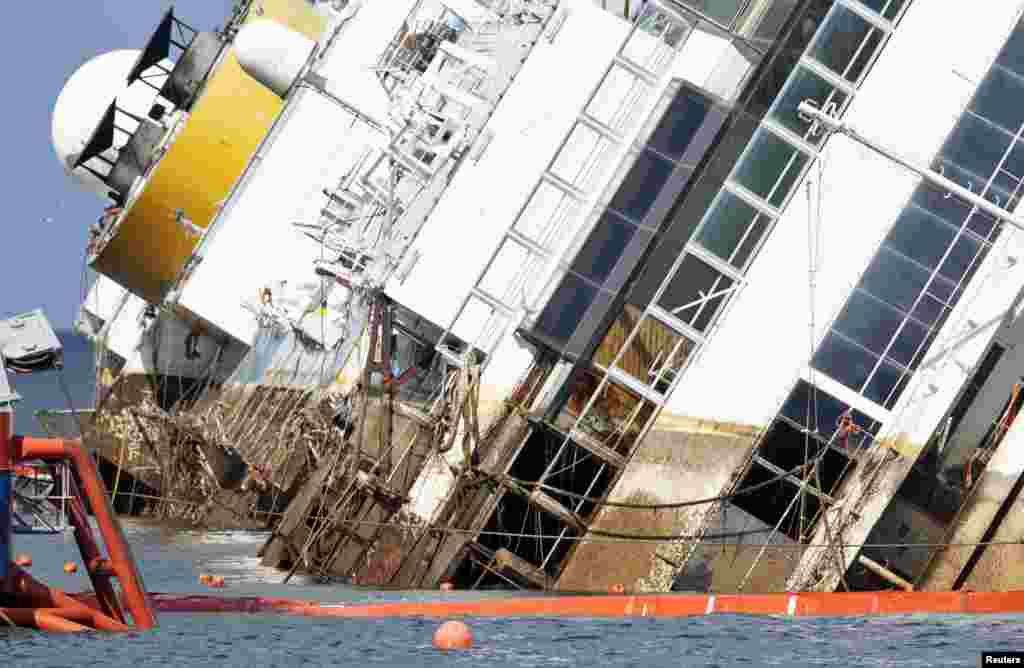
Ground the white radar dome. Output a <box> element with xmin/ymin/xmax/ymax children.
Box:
<box><xmin>235</xmin><ymin>19</ymin><xmax>316</xmax><ymax>98</ymax></box>
<box><xmin>51</xmin><ymin>49</ymin><xmax>163</xmax><ymax>199</ymax></box>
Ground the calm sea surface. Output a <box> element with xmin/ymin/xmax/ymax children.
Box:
<box><xmin>3</xmin><ymin>520</ymin><xmax>1022</xmax><ymax>667</ymax></box>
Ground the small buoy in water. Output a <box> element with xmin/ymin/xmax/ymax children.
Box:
<box><xmin>15</xmin><ymin>554</ymin><xmax>32</xmax><ymax>568</ymax></box>
<box><xmin>209</xmin><ymin>576</ymin><xmax>226</xmax><ymax>589</ymax></box>
<box><xmin>433</xmin><ymin>620</ymin><xmax>473</xmax><ymax>651</ymax></box>
<box><xmin>64</xmin><ymin>562</ymin><xmax>78</xmax><ymax>574</ymax></box>
<box><xmin>440</xmin><ymin>581</ymin><xmax>454</xmax><ymax>592</ymax></box>
<box><xmin>610</xmin><ymin>583</ymin><xmax>625</xmax><ymax>594</ymax></box>
<box><xmin>199</xmin><ymin>574</ymin><xmax>212</xmax><ymax>585</ymax></box>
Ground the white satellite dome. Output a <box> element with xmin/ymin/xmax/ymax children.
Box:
<box><xmin>235</xmin><ymin>19</ymin><xmax>316</xmax><ymax>98</ymax></box>
<box><xmin>51</xmin><ymin>49</ymin><xmax>160</xmax><ymax>199</ymax></box>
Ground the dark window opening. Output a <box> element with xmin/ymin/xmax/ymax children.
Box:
<box><xmin>609</xmin><ymin>149</ymin><xmax>676</xmax><ymax>223</ymax></box>
<box><xmin>507</xmin><ymin>428</ymin><xmax>562</xmax><ymax>487</ymax></box>
<box><xmin>946</xmin><ymin>343</ymin><xmax>1006</xmax><ymax>439</ymax></box>
<box><xmin>543</xmin><ymin>440</ymin><xmax>617</xmax><ymax>520</ymax></box>
<box><xmin>758</xmin><ymin>419</ymin><xmax>826</xmax><ymax>473</ymax></box>
<box><xmin>779</xmin><ymin>379</ymin><xmax>879</xmax><ymax>446</ymax></box>
<box><xmin>731</xmin><ymin>462</ymin><xmax>816</xmax><ymax>541</ymax></box>
<box><xmin>475</xmin><ymin>491</ymin><xmax>578</xmax><ymax>578</ymax></box>
<box><xmin>532</xmin><ymin>272</ymin><xmax>600</xmax><ymax>349</ymax></box>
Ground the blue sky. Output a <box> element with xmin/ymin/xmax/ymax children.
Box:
<box><xmin>1</xmin><ymin>1</ymin><xmax>235</xmax><ymax>329</ymax></box>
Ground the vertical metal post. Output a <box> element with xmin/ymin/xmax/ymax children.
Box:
<box><xmin>0</xmin><ymin>407</ymin><xmax>13</xmax><ymax>593</ymax></box>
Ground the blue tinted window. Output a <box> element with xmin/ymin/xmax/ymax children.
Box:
<box><xmin>781</xmin><ymin>380</ymin><xmax>849</xmax><ymax>440</ymax></box>
<box><xmin>926</xmin><ymin>273</ymin><xmax>957</xmax><ymax>304</ymax></box>
<box><xmin>912</xmin><ymin>294</ymin><xmax>948</xmax><ymax>329</ymax></box>
<box><xmin>864</xmin><ymin>359</ymin><xmax>905</xmax><ymax>407</ymax></box>
<box><xmin>734</xmin><ymin>129</ymin><xmax>809</xmax><ymax>207</ymax></box>
<box><xmin>813</xmin><ymin>331</ymin><xmax>879</xmax><ymax>393</ymax></box>
<box><xmin>609</xmin><ymin>149</ymin><xmax>676</xmax><ymax>223</ymax></box>
<box><xmin>912</xmin><ymin>181</ymin><xmax>999</xmax><ymax>240</ymax></box>
<box><xmin>533</xmin><ymin>273</ymin><xmax>598</xmax><ymax>347</ymax></box>
<box><xmin>695</xmin><ymin>191</ymin><xmax>768</xmax><ymax>269</ymax></box>
<box><xmin>939</xmin><ymin>113</ymin><xmax>1014</xmax><ymax>183</ymax></box>
<box><xmin>810</xmin><ymin>5</ymin><xmax>883</xmax><ymax>82</ymax></box>
<box><xmin>997</xmin><ymin>20</ymin><xmax>1024</xmax><ymax>77</ymax></box>
<box><xmin>887</xmin><ymin>317</ymin><xmax>929</xmax><ymax>369</ymax></box>
<box><xmin>770</xmin><ymin>66</ymin><xmax>849</xmax><ymax>143</ymax></box>
<box><xmin>570</xmin><ymin>211</ymin><xmax>640</xmax><ymax>285</ymax></box>
<box><xmin>971</xmin><ymin>65</ymin><xmax>1024</xmax><ymax>135</ymax></box>
<box><xmin>832</xmin><ymin>289</ymin><xmax>904</xmax><ymax>357</ymax></box>
<box><xmin>648</xmin><ymin>88</ymin><xmax>712</xmax><ymax>162</ymax></box>
<box><xmin>859</xmin><ymin>247</ymin><xmax>930</xmax><ymax>313</ymax></box>
<box><xmin>937</xmin><ymin>233</ymin><xmax>982</xmax><ymax>284</ymax></box>
<box><xmin>884</xmin><ymin>205</ymin><xmax>957</xmax><ymax>271</ymax></box>
<box><xmin>858</xmin><ymin>0</ymin><xmax>905</xmax><ymax>21</ymax></box>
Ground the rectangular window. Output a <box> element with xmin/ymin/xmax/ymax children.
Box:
<box><xmin>997</xmin><ymin>24</ymin><xmax>1024</xmax><ymax>78</ymax></box>
<box><xmin>586</xmin><ymin>64</ymin><xmax>651</xmax><ymax>136</ymax></box>
<box><xmin>939</xmin><ymin>113</ymin><xmax>1014</xmax><ymax>185</ymax></box>
<box><xmin>730</xmin><ymin>462</ymin><xmax>805</xmax><ymax>541</ymax></box>
<box><xmin>542</xmin><ymin>439</ymin><xmax>615</xmax><ymax>521</ymax></box>
<box><xmin>760</xmin><ymin>418</ymin><xmax>826</xmax><ymax>472</ymax></box>
<box><xmin>937</xmin><ymin>232</ymin><xmax>982</xmax><ymax>285</ymax></box>
<box><xmin>532</xmin><ymin>272</ymin><xmax>599</xmax><ymax>349</ymax></box>
<box><xmin>831</xmin><ymin>288</ymin><xmax>905</xmax><ymax>358</ymax></box>
<box><xmin>812</xmin><ymin>330</ymin><xmax>879</xmax><ymax>394</ymax></box>
<box><xmin>623</xmin><ymin>3</ymin><xmax>693</xmax><ymax>72</ymax></box>
<box><xmin>911</xmin><ymin>292</ymin><xmax>949</xmax><ymax>330</ymax></box>
<box><xmin>769</xmin><ymin>65</ymin><xmax>849</xmax><ymax>144</ymax></box>
<box><xmin>780</xmin><ymin>379</ymin><xmax>879</xmax><ymax>446</ymax></box>
<box><xmin>646</xmin><ymin>87</ymin><xmax>716</xmax><ymax>163</ymax></box>
<box><xmin>609</xmin><ymin>148</ymin><xmax>677</xmax><ymax>223</ymax></box>
<box><xmin>744</xmin><ymin>0</ymin><xmax>832</xmax><ymax>119</ymax></box>
<box><xmin>450</xmin><ymin>295</ymin><xmax>505</xmax><ymax>358</ymax></box>
<box><xmin>656</xmin><ymin>252</ymin><xmax>735</xmax><ymax>332</ymax></box>
<box><xmin>971</xmin><ymin>65</ymin><xmax>1024</xmax><ymax>136</ymax></box>
<box><xmin>550</xmin><ymin>122</ymin><xmax>617</xmax><ymax>195</ymax></box>
<box><xmin>887</xmin><ymin>318</ymin><xmax>932</xmax><ymax>370</ymax></box>
<box><xmin>809</xmin><ymin>4</ymin><xmax>883</xmax><ymax>83</ymax></box>
<box><xmin>677</xmin><ymin>0</ymin><xmax>746</xmax><ymax>26</ymax></box>
<box><xmin>858</xmin><ymin>0</ymin><xmax>906</xmax><ymax>21</ymax></box>
<box><xmin>569</xmin><ymin>210</ymin><xmax>642</xmax><ymax>286</ymax></box>
<box><xmin>612</xmin><ymin>315</ymin><xmax>695</xmax><ymax>394</ymax></box>
<box><xmin>858</xmin><ymin>246</ymin><xmax>931</xmax><ymax>313</ymax></box>
<box><xmin>553</xmin><ymin>369</ymin><xmax>656</xmax><ymax>458</ymax></box>
<box><xmin>863</xmin><ymin>357</ymin><xmax>906</xmax><ymax>408</ymax></box>
<box><xmin>513</xmin><ymin>181</ymin><xmax>582</xmax><ymax>251</ymax></box>
<box><xmin>883</xmin><ymin>205</ymin><xmax>958</xmax><ymax>272</ymax></box>
<box><xmin>733</xmin><ymin>128</ymin><xmax>809</xmax><ymax>207</ymax></box>
<box><xmin>911</xmin><ymin>181</ymin><xmax>1000</xmax><ymax>241</ymax></box>
<box><xmin>695</xmin><ymin>189</ymin><xmax>772</xmax><ymax>269</ymax></box>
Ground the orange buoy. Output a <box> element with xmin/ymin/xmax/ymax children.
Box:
<box><xmin>63</xmin><ymin>562</ymin><xmax>78</xmax><ymax>574</ymax></box>
<box><xmin>440</xmin><ymin>581</ymin><xmax>454</xmax><ymax>592</ymax></box>
<box><xmin>610</xmin><ymin>583</ymin><xmax>625</xmax><ymax>595</ymax></box>
<box><xmin>209</xmin><ymin>576</ymin><xmax>226</xmax><ymax>589</ymax></box>
<box><xmin>433</xmin><ymin>620</ymin><xmax>473</xmax><ymax>651</ymax></box>
<box><xmin>15</xmin><ymin>554</ymin><xmax>32</xmax><ymax>568</ymax></box>
<box><xmin>199</xmin><ymin>574</ymin><xmax>212</xmax><ymax>585</ymax></box>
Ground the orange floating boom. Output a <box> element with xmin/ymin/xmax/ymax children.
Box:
<box><xmin>138</xmin><ymin>589</ymin><xmax>1024</xmax><ymax>619</ymax></box>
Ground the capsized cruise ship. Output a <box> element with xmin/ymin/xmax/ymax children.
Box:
<box><xmin>52</xmin><ymin>0</ymin><xmax>1024</xmax><ymax>593</ymax></box>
